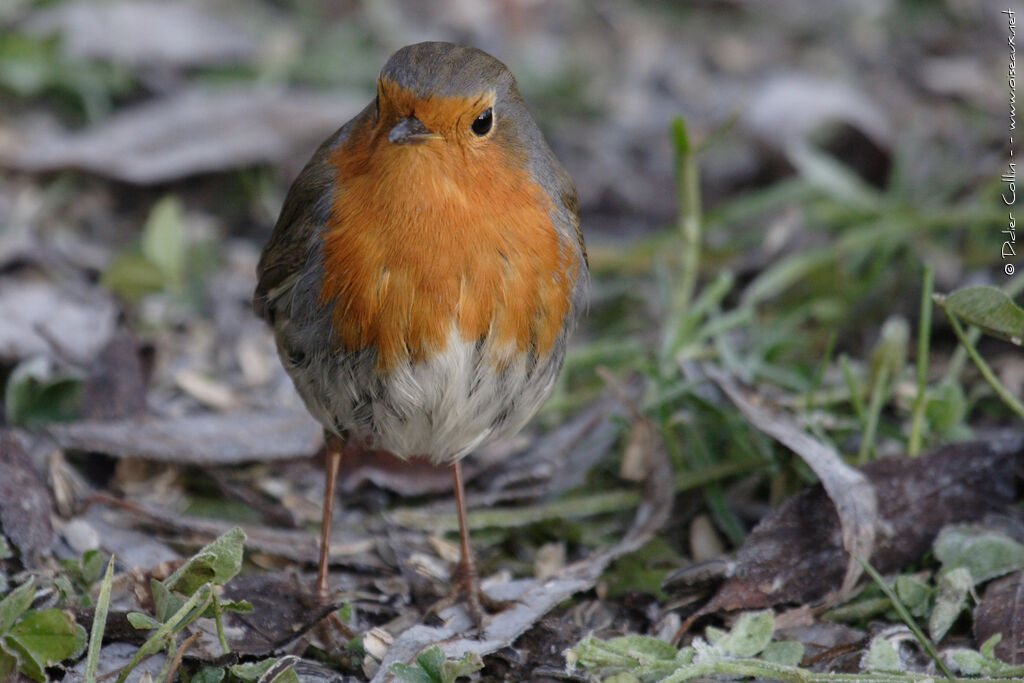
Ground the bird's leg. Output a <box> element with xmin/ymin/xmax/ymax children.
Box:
<box><xmin>313</xmin><ymin>436</ymin><xmax>356</xmax><ymax>641</ymax></box>
<box><xmin>444</xmin><ymin>461</ymin><xmax>513</xmax><ymax>628</ymax></box>
<box><xmin>450</xmin><ymin>460</ymin><xmax>485</xmax><ymax>625</ymax></box>
<box><xmin>316</xmin><ymin>439</ymin><xmax>343</xmax><ymax>599</ymax></box>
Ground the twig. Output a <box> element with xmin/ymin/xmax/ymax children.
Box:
<box><xmin>160</xmin><ymin>631</ymin><xmax>200</xmax><ymax>683</ymax></box>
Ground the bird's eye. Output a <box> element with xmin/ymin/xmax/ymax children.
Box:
<box><xmin>471</xmin><ymin>108</ymin><xmax>493</xmax><ymax>136</ymax></box>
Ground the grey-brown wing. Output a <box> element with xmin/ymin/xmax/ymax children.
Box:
<box><xmin>253</xmin><ymin>108</ymin><xmax>369</xmax><ymax>323</ymax></box>
<box><xmin>560</xmin><ymin>176</ymin><xmax>586</xmax><ymax>268</ymax></box>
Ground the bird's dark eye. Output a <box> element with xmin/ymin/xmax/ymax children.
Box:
<box><xmin>471</xmin><ymin>108</ymin><xmax>493</xmax><ymax>136</ymax></box>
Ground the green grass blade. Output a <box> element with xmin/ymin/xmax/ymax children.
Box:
<box><xmin>84</xmin><ymin>555</ymin><xmax>115</xmax><ymax>683</ymax></box>
<box><xmin>672</xmin><ymin>115</ymin><xmax>702</xmax><ymax>324</ymax></box>
<box><xmin>857</xmin><ymin>556</ymin><xmax>954</xmax><ymax>679</ymax></box>
<box><xmin>856</xmin><ymin>365</ymin><xmax>888</xmax><ymax>465</ymax></box>
<box><xmin>943</xmin><ymin>311</ymin><xmax>1024</xmax><ymax>419</ymax></box>
<box><xmin>908</xmin><ymin>266</ymin><xmax>934</xmax><ymax>455</ymax></box>
<box><xmin>840</xmin><ymin>354</ymin><xmax>865</xmax><ymax>424</ymax></box>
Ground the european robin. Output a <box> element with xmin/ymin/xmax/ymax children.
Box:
<box><xmin>254</xmin><ymin>41</ymin><xmax>587</xmax><ymax>624</ymax></box>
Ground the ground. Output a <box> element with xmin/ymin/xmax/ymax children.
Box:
<box><xmin>0</xmin><ymin>1</ymin><xmax>1021</xmax><ymax>681</ymax></box>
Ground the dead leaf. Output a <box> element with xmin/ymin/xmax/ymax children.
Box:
<box><xmin>339</xmin><ymin>450</ymin><xmax>464</xmax><ymax>496</ymax></box>
<box><xmin>25</xmin><ymin>0</ymin><xmax>259</xmax><ymax>68</ymax></box>
<box><xmin>697</xmin><ymin>440</ymin><xmax>1021</xmax><ymax>615</ymax></box>
<box><xmin>975</xmin><ymin>570</ymin><xmax>1024</xmax><ymax>665</ymax></box>
<box><xmin>486</xmin><ymin>617</ymin><xmax>591</xmax><ymax>681</ymax></box>
<box><xmin>743</xmin><ymin>74</ymin><xmax>891</xmax><ymax>166</ymax></box>
<box><xmin>287</xmin><ymin>659</ymin><xmax>364</xmax><ymax>683</ymax></box>
<box><xmin>220</xmin><ymin>572</ymin><xmax>344</xmax><ymax>655</ymax></box>
<box><xmin>0</xmin><ymin>276</ymin><xmax>117</xmax><ymax>364</ymax></box>
<box><xmin>0</xmin><ymin>87</ymin><xmax>364</xmax><ymax>184</ymax></box>
<box><xmin>705</xmin><ymin>365</ymin><xmax>877</xmax><ymax>601</ymax></box>
<box><xmin>80</xmin><ymin>511</ymin><xmax>181</xmax><ymax>570</ymax></box>
<box><xmin>919</xmin><ymin>57</ymin><xmax>997</xmax><ymax>106</ymax></box>
<box><xmin>777</xmin><ymin>621</ymin><xmax>866</xmax><ymax>673</ymax></box>
<box><xmin>620</xmin><ymin>418</ymin><xmax>657</xmax><ymax>482</ymax></box>
<box><xmin>0</xmin><ymin>429</ymin><xmax>55</xmax><ymax>566</ymax></box>
<box><xmin>81</xmin><ymin>327</ymin><xmax>148</xmax><ymax>420</ymax></box>
<box><xmin>689</xmin><ymin>514</ymin><xmax>726</xmax><ymax>562</ymax></box>
<box><xmin>88</xmin><ymin>495</ymin><xmax>383</xmax><ymax>570</ymax></box>
<box><xmin>484</xmin><ymin>382</ymin><xmax>634</xmax><ymax>497</ymax></box>
<box><xmin>596</xmin><ymin>368</ymin><xmax>654</xmax><ymax>483</ymax></box>
<box><xmin>337</xmin><ymin>433</ymin><xmax>529</xmax><ymax>496</ymax></box>
<box><xmin>534</xmin><ymin>542</ymin><xmax>567</xmax><ymax>581</ymax></box>
<box><xmin>173</xmin><ymin>369</ymin><xmax>239</xmax><ymax>411</ymax></box>
<box><xmin>50</xmin><ymin>410</ymin><xmax>322</xmax><ymax>465</ymax></box>
<box><xmin>63</xmin><ymin>642</ymin><xmax>166</xmax><ymax>683</ymax></box>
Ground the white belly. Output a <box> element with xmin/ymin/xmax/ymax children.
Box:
<box><xmin>288</xmin><ymin>325</ymin><xmax>565</xmax><ymax>463</ymax></box>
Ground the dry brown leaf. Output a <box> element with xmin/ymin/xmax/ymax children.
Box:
<box><xmin>705</xmin><ymin>365</ymin><xmax>877</xmax><ymax>601</ymax></box>
<box><xmin>63</xmin><ymin>642</ymin><xmax>166</xmax><ymax>683</ymax></box>
<box><xmin>975</xmin><ymin>569</ymin><xmax>1024</xmax><ymax>665</ymax></box>
<box><xmin>25</xmin><ymin>0</ymin><xmax>259</xmax><ymax>68</ymax></box>
<box><xmin>339</xmin><ymin>450</ymin><xmax>466</xmax><ymax>496</ymax></box>
<box><xmin>0</xmin><ymin>430</ymin><xmax>55</xmax><ymax>566</ymax></box>
<box><xmin>0</xmin><ymin>87</ymin><xmax>363</xmax><ymax>184</ymax></box>
<box><xmin>220</xmin><ymin>573</ymin><xmax>347</xmax><ymax>656</ymax></box>
<box><xmin>0</xmin><ymin>277</ymin><xmax>117</xmax><ymax>364</ymax></box>
<box><xmin>743</xmin><ymin>74</ymin><xmax>891</xmax><ymax>156</ymax></box>
<box><xmin>689</xmin><ymin>514</ymin><xmax>726</xmax><ymax>562</ymax></box>
<box><xmin>620</xmin><ymin>417</ymin><xmax>657</xmax><ymax>482</ymax></box>
<box><xmin>50</xmin><ymin>410</ymin><xmax>322</xmax><ymax>465</ymax></box>
<box><xmin>79</xmin><ymin>511</ymin><xmax>180</xmax><ymax>570</ymax></box>
<box><xmin>88</xmin><ymin>496</ymin><xmax>383</xmax><ymax>570</ymax></box>
<box><xmin>696</xmin><ymin>440</ymin><xmax>1021</xmax><ymax>615</ymax></box>
<box><xmin>81</xmin><ymin>328</ymin><xmax>148</xmax><ymax>420</ymax></box>
<box><xmin>484</xmin><ymin>381</ymin><xmax>635</xmax><ymax>497</ymax></box>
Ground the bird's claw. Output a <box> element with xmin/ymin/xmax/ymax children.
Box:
<box><xmin>428</xmin><ymin>563</ymin><xmax>515</xmax><ymax>631</ymax></box>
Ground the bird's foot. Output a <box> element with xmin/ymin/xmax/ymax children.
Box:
<box><xmin>310</xmin><ymin>581</ymin><xmax>356</xmax><ymax>641</ymax></box>
<box><xmin>429</xmin><ymin>562</ymin><xmax>515</xmax><ymax>631</ymax></box>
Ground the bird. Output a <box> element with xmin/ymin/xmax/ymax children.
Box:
<box><xmin>253</xmin><ymin>41</ymin><xmax>587</xmax><ymax>624</ymax></box>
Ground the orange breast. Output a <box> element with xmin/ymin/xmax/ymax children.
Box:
<box><xmin>319</xmin><ymin>114</ymin><xmax>578</xmax><ymax>372</ymax></box>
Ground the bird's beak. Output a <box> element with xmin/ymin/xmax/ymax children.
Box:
<box><xmin>388</xmin><ymin>116</ymin><xmax>442</xmax><ymax>144</ymax></box>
